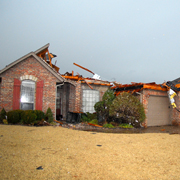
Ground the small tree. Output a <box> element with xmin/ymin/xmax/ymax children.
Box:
<box><xmin>109</xmin><ymin>92</ymin><xmax>145</xmax><ymax>127</ymax></box>
<box><xmin>94</xmin><ymin>89</ymin><xmax>115</xmax><ymax>124</ymax></box>
<box><xmin>45</xmin><ymin>107</ymin><xmax>53</xmax><ymax>123</ymax></box>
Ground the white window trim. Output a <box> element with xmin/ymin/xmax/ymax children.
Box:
<box><xmin>20</xmin><ymin>80</ymin><xmax>35</xmax><ymax>110</ymax></box>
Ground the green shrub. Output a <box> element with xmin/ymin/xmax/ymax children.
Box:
<box><xmin>34</xmin><ymin>110</ymin><xmax>45</xmax><ymax>121</ymax></box>
<box><xmin>15</xmin><ymin>110</ymin><xmax>24</xmax><ymax>121</ymax></box>
<box><xmin>94</xmin><ymin>89</ymin><xmax>115</xmax><ymax>124</ymax></box>
<box><xmin>81</xmin><ymin>114</ymin><xmax>91</xmax><ymax>122</ymax></box>
<box><xmin>3</xmin><ymin>119</ymin><xmax>8</xmax><ymax>124</ymax></box>
<box><xmin>94</xmin><ymin>101</ymin><xmax>104</xmax><ymax>113</ymax></box>
<box><xmin>21</xmin><ymin>110</ymin><xmax>37</xmax><ymax>124</ymax></box>
<box><xmin>5</xmin><ymin>110</ymin><xmax>44</xmax><ymax>125</ymax></box>
<box><xmin>7</xmin><ymin>110</ymin><xmax>21</xmax><ymax>124</ymax></box>
<box><xmin>45</xmin><ymin>107</ymin><xmax>53</xmax><ymax>123</ymax></box>
<box><xmin>87</xmin><ymin>112</ymin><xmax>97</xmax><ymax>120</ymax></box>
<box><xmin>102</xmin><ymin>89</ymin><xmax>115</xmax><ymax>102</ymax></box>
<box><xmin>0</xmin><ymin>108</ymin><xmax>7</xmax><ymax>122</ymax></box>
<box><xmin>109</xmin><ymin>92</ymin><xmax>146</xmax><ymax>127</ymax></box>
<box><xmin>103</xmin><ymin>123</ymin><xmax>114</xmax><ymax>128</ymax></box>
<box><xmin>119</xmin><ymin>123</ymin><xmax>134</xmax><ymax>128</ymax></box>
<box><xmin>81</xmin><ymin>113</ymin><xmax>97</xmax><ymax>122</ymax></box>
<box><xmin>89</xmin><ymin>119</ymin><xmax>98</xmax><ymax>125</ymax></box>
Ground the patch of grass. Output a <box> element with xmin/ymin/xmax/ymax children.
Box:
<box><xmin>103</xmin><ymin>123</ymin><xmax>114</xmax><ymax>128</ymax></box>
<box><xmin>89</xmin><ymin>119</ymin><xmax>98</xmax><ymax>125</ymax></box>
<box><xmin>50</xmin><ymin>122</ymin><xmax>57</xmax><ymax>126</ymax></box>
<box><xmin>119</xmin><ymin>123</ymin><xmax>134</xmax><ymax>128</ymax></box>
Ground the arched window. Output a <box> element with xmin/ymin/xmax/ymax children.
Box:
<box><xmin>20</xmin><ymin>80</ymin><xmax>35</xmax><ymax>110</ymax></box>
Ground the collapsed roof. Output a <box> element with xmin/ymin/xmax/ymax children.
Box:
<box><xmin>61</xmin><ymin>70</ymin><xmax>112</xmax><ymax>89</ymax></box>
<box><xmin>111</xmin><ymin>82</ymin><xmax>167</xmax><ymax>96</ymax></box>
<box><xmin>161</xmin><ymin>77</ymin><xmax>180</xmax><ymax>91</ymax></box>
<box><xmin>61</xmin><ymin>63</ymin><xmax>112</xmax><ymax>89</ymax></box>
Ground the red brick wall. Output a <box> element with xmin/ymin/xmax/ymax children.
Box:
<box><xmin>58</xmin><ymin>82</ymin><xmax>110</xmax><ymax>117</ymax></box>
<box><xmin>58</xmin><ymin>82</ymin><xmax>76</xmax><ymax>119</ymax></box>
<box><xmin>74</xmin><ymin>81</ymin><xmax>82</xmax><ymax>112</ymax></box>
<box><xmin>74</xmin><ymin>83</ymin><xmax>110</xmax><ymax>112</ymax></box>
<box><xmin>68</xmin><ymin>84</ymin><xmax>76</xmax><ymax>112</ymax></box>
<box><xmin>0</xmin><ymin>56</ymin><xmax>59</xmax><ymax>118</ymax></box>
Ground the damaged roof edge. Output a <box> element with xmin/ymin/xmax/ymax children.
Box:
<box><xmin>0</xmin><ymin>52</ymin><xmax>65</xmax><ymax>83</ymax></box>
<box><xmin>64</xmin><ymin>79</ymin><xmax>77</xmax><ymax>86</ymax></box>
<box><xmin>112</xmin><ymin>82</ymin><xmax>168</xmax><ymax>93</ymax></box>
<box><xmin>34</xmin><ymin>43</ymin><xmax>50</xmax><ymax>54</ymax></box>
<box><xmin>34</xmin><ymin>54</ymin><xmax>65</xmax><ymax>82</ymax></box>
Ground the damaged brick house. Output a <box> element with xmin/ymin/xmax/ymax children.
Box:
<box><xmin>112</xmin><ymin>82</ymin><xmax>180</xmax><ymax>127</ymax></box>
<box><xmin>1</xmin><ymin>43</ymin><xmax>180</xmax><ymax>127</ymax></box>
<box><xmin>0</xmin><ymin>44</ymin><xmax>66</xmax><ymax>118</ymax></box>
<box><xmin>59</xmin><ymin>70</ymin><xmax>112</xmax><ymax>119</ymax></box>
<box><xmin>0</xmin><ymin>44</ymin><xmax>112</xmax><ymax>120</ymax></box>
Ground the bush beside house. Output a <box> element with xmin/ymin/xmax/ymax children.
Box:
<box><xmin>1</xmin><ymin>108</ymin><xmax>52</xmax><ymax>126</ymax></box>
<box><xmin>94</xmin><ymin>89</ymin><xmax>115</xmax><ymax>124</ymax></box>
<box><xmin>94</xmin><ymin>91</ymin><xmax>146</xmax><ymax>128</ymax></box>
<box><xmin>0</xmin><ymin>108</ymin><xmax>7</xmax><ymax>123</ymax></box>
<box><xmin>45</xmin><ymin>107</ymin><xmax>53</xmax><ymax>123</ymax></box>
<box><xmin>109</xmin><ymin>92</ymin><xmax>146</xmax><ymax>127</ymax></box>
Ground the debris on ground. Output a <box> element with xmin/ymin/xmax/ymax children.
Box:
<box><xmin>36</xmin><ymin>166</ymin><xmax>43</xmax><ymax>170</ymax></box>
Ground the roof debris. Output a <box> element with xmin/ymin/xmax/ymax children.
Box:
<box><xmin>73</xmin><ymin>62</ymin><xmax>101</xmax><ymax>80</ymax></box>
<box><xmin>161</xmin><ymin>78</ymin><xmax>180</xmax><ymax>111</ymax></box>
<box><xmin>61</xmin><ymin>62</ymin><xmax>112</xmax><ymax>88</ymax></box>
<box><xmin>36</xmin><ymin>45</ymin><xmax>59</xmax><ymax>73</ymax></box>
<box><xmin>61</xmin><ymin>70</ymin><xmax>112</xmax><ymax>88</ymax></box>
<box><xmin>111</xmin><ymin>82</ymin><xmax>167</xmax><ymax>96</ymax></box>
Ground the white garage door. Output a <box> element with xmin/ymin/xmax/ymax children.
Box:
<box><xmin>147</xmin><ymin>96</ymin><xmax>171</xmax><ymax>126</ymax></box>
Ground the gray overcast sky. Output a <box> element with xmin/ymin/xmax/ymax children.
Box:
<box><xmin>1</xmin><ymin>0</ymin><xmax>180</xmax><ymax>84</ymax></box>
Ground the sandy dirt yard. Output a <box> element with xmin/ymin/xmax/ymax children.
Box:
<box><xmin>0</xmin><ymin>125</ymin><xmax>180</xmax><ymax>180</ymax></box>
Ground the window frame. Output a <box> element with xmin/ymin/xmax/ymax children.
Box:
<box><xmin>20</xmin><ymin>80</ymin><xmax>35</xmax><ymax>110</ymax></box>
<box><xmin>82</xmin><ymin>89</ymin><xmax>100</xmax><ymax>113</ymax></box>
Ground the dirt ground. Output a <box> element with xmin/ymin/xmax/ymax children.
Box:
<box><xmin>0</xmin><ymin>124</ymin><xmax>180</xmax><ymax>180</ymax></box>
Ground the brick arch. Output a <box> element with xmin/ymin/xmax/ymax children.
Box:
<box><xmin>20</xmin><ymin>75</ymin><xmax>38</xmax><ymax>82</ymax></box>
<box><xmin>15</xmin><ymin>75</ymin><xmax>43</xmax><ymax>111</ymax></box>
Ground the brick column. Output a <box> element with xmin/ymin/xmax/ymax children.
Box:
<box><xmin>74</xmin><ymin>81</ymin><xmax>82</xmax><ymax>112</ymax></box>
<box><xmin>141</xmin><ymin>91</ymin><xmax>148</xmax><ymax>128</ymax></box>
